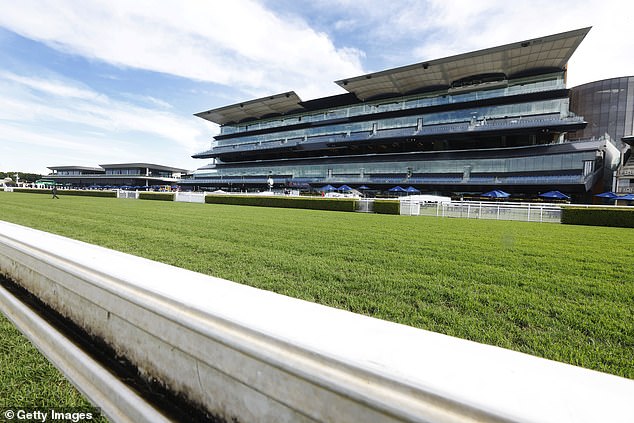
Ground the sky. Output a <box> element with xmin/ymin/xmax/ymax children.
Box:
<box><xmin>0</xmin><ymin>0</ymin><xmax>633</xmax><ymax>175</ymax></box>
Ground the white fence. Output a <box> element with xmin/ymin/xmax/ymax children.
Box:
<box><xmin>174</xmin><ymin>191</ymin><xmax>206</xmax><ymax>203</ymax></box>
<box><xmin>1</xmin><ymin>220</ymin><xmax>634</xmax><ymax>422</ymax></box>
<box><xmin>116</xmin><ymin>190</ymin><xmax>139</xmax><ymax>199</ymax></box>
<box><xmin>401</xmin><ymin>200</ymin><xmax>562</xmax><ymax>223</ymax></box>
<box><xmin>356</xmin><ymin>198</ymin><xmax>374</xmax><ymax>213</ymax></box>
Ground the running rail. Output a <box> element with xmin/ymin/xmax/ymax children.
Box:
<box><xmin>0</xmin><ymin>220</ymin><xmax>633</xmax><ymax>423</ymax></box>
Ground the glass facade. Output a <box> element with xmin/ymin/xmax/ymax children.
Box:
<box><xmin>570</xmin><ymin>76</ymin><xmax>634</xmax><ymax>193</ymax></box>
<box><xmin>188</xmin><ymin>69</ymin><xmax>605</xmax><ymax>195</ymax></box>
<box><xmin>104</xmin><ymin>168</ymin><xmax>177</xmax><ymax>177</ymax></box>
<box><xmin>195</xmin><ymin>149</ymin><xmax>596</xmax><ymax>179</ymax></box>
<box><xmin>220</xmin><ymin>73</ymin><xmax>565</xmax><ymax>136</ymax></box>
<box><xmin>213</xmin><ymin>98</ymin><xmax>569</xmax><ymax>150</ymax></box>
<box><xmin>55</xmin><ymin>170</ymin><xmax>93</xmax><ymax>176</ymax></box>
<box><xmin>187</xmin><ymin>31</ymin><xmax>615</xmax><ymax>198</ymax></box>
<box><xmin>106</xmin><ymin>168</ymin><xmax>144</xmax><ymax>175</ymax></box>
<box><xmin>570</xmin><ymin>76</ymin><xmax>634</xmax><ymax>147</ymax></box>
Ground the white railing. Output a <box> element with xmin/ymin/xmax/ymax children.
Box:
<box><xmin>116</xmin><ymin>190</ymin><xmax>139</xmax><ymax>199</ymax></box>
<box><xmin>401</xmin><ymin>200</ymin><xmax>563</xmax><ymax>223</ymax></box>
<box><xmin>1</xmin><ymin>220</ymin><xmax>633</xmax><ymax>422</ymax></box>
<box><xmin>356</xmin><ymin>198</ymin><xmax>374</xmax><ymax>213</ymax></box>
<box><xmin>174</xmin><ymin>191</ymin><xmax>206</xmax><ymax>203</ymax></box>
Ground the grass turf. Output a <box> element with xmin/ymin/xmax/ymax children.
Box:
<box><xmin>0</xmin><ymin>192</ymin><xmax>632</xmax><ymax>407</ymax></box>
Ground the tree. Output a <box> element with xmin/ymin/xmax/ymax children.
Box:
<box><xmin>0</xmin><ymin>172</ymin><xmax>43</xmax><ymax>183</ymax></box>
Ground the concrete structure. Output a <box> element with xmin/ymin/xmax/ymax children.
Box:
<box><xmin>184</xmin><ymin>27</ymin><xmax>630</xmax><ymax>203</ymax></box>
<box><xmin>47</xmin><ymin>163</ymin><xmax>187</xmax><ymax>189</ymax></box>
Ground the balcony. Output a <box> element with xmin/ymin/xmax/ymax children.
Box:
<box><xmin>199</xmin><ymin>114</ymin><xmax>586</xmax><ymax>160</ymax></box>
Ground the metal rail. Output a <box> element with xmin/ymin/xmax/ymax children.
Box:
<box><xmin>1</xmin><ymin>220</ymin><xmax>633</xmax><ymax>422</ymax></box>
<box><xmin>0</xmin><ymin>283</ymin><xmax>172</xmax><ymax>423</ymax></box>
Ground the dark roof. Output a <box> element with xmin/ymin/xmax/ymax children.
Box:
<box><xmin>336</xmin><ymin>27</ymin><xmax>591</xmax><ymax>100</ymax></box>
<box><xmin>299</xmin><ymin>93</ymin><xmax>360</xmax><ymax>110</ymax></box>
<box><xmin>622</xmin><ymin>135</ymin><xmax>634</xmax><ymax>146</ymax></box>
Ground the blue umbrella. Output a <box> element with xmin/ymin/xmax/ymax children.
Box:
<box><xmin>358</xmin><ymin>185</ymin><xmax>370</xmax><ymax>190</ymax></box>
<box><xmin>539</xmin><ymin>190</ymin><xmax>570</xmax><ymax>200</ymax></box>
<box><xmin>617</xmin><ymin>194</ymin><xmax>634</xmax><ymax>200</ymax></box>
<box><xmin>388</xmin><ymin>186</ymin><xmax>407</xmax><ymax>192</ymax></box>
<box><xmin>481</xmin><ymin>189</ymin><xmax>510</xmax><ymax>198</ymax></box>
<box><xmin>595</xmin><ymin>191</ymin><xmax>619</xmax><ymax>199</ymax></box>
<box><xmin>405</xmin><ymin>186</ymin><xmax>420</xmax><ymax>193</ymax></box>
<box><xmin>319</xmin><ymin>184</ymin><xmax>337</xmax><ymax>192</ymax></box>
<box><xmin>338</xmin><ymin>184</ymin><xmax>353</xmax><ymax>191</ymax></box>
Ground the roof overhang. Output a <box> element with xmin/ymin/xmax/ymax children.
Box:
<box><xmin>195</xmin><ymin>91</ymin><xmax>305</xmax><ymax>126</ymax></box>
<box><xmin>48</xmin><ymin>166</ymin><xmax>104</xmax><ymax>172</ymax></box>
<box><xmin>99</xmin><ymin>163</ymin><xmax>187</xmax><ymax>173</ymax></box>
<box><xmin>622</xmin><ymin>135</ymin><xmax>634</xmax><ymax>146</ymax></box>
<box><xmin>335</xmin><ymin>27</ymin><xmax>591</xmax><ymax>100</ymax></box>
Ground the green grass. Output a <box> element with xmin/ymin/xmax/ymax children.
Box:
<box><xmin>0</xmin><ymin>315</ymin><xmax>106</xmax><ymax>421</ymax></box>
<box><xmin>0</xmin><ymin>192</ymin><xmax>633</xmax><ymax>409</ymax></box>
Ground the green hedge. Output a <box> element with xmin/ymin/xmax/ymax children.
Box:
<box><xmin>12</xmin><ymin>188</ymin><xmax>49</xmax><ymax>194</ymax></box>
<box><xmin>205</xmin><ymin>195</ymin><xmax>357</xmax><ymax>212</ymax></box>
<box><xmin>12</xmin><ymin>188</ymin><xmax>116</xmax><ymax>198</ymax></box>
<box><xmin>139</xmin><ymin>192</ymin><xmax>174</xmax><ymax>201</ymax></box>
<box><xmin>561</xmin><ymin>206</ymin><xmax>634</xmax><ymax>228</ymax></box>
<box><xmin>372</xmin><ymin>200</ymin><xmax>400</xmax><ymax>215</ymax></box>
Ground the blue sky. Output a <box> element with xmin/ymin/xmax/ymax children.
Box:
<box><xmin>1</xmin><ymin>0</ymin><xmax>633</xmax><ymax>175</ymax></box>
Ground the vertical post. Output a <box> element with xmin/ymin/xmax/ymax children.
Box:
<box><xmin>527</xmin><ymin>203</ymin><xmax>531</xmax><ymax>222</ymax></box>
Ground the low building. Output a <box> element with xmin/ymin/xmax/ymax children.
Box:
<box><xmin>47</xmin><ymin>163</ymin><xmax>187</xmax><ymax>188</ymax></box>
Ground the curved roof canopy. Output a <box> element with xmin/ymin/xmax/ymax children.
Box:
<box><xmin>336</xmin><ymin>27</ymin><xmax>591</xmax><ymax>100</ymax></box>
<box><xmin>195</xmin><ymin>91</ymin><xmax>304</xmax><ymax>126</ymax></box>
<box><xmin>196</xmin><ymin>27</ymin><xmax>590</xmax><ymax>125</ymax></box>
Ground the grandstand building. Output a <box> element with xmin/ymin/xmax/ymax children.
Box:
<box><xmin>184</xmin><ymin>27</ymin><xmax>627</xmax><ymax>201</ymax></box>
<box><xmin>47</xmin><ymin>163</ymin><xmax>186</xmax><ymax>188</ymax></box>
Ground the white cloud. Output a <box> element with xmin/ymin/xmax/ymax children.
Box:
<box><xmin>0</xmin><ymin>71</ymin><xmax>99</xmax><ymax>100</ymax></box>
<box><xmin>0</xmin><ymin>0</ymin><xmax>364</xmax><ymax>99</ymax></box>
<box><xmin>0</xmin><ymin>71</ymin><xmax>211</xmax><ymax>173</ymax></box>
<box><xmin>290</xmin><ymin>0</ymin><xmax>634</xmax><ymax>88</ymax></box>
<box><xmin>0</xmin><ymin>71</ymin><xmax>211</xmax><ymax>151</ymax></box>
<box><xmin>0</xmin><ymin>120</ymin><xmax>201</xmax><ymax>174</ymax></box>
<box><xmin>1</xmin><ymin>0</ymin><xmax>633</xmax><ymax>175</ymax></box>
<box><xmin>2</xmin><ymin>1</ymin><xmax>632</xmax><ymax>96</ymax></box>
